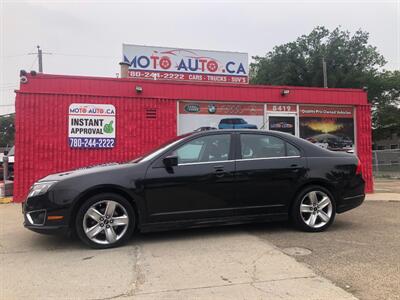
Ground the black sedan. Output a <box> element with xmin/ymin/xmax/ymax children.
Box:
<box><xmin>23</xmin><ymin>130</ymin><xmax>365</xmax><ymax>249</ymax></box>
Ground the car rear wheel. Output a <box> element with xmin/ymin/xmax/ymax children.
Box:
<box><xmin>291</xmin><ymin>186</ymin><xmax>336</xmax><ymax>232</ymax></box>
<box><xmin>75</xmin><ymin>193</ymin><xmax>135</xmax><ymax>249</ymax></box>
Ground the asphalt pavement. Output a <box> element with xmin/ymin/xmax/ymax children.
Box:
<box><xmin>0</xmin><ymin>204</ymin><xmax>355</xmax><ymax>300</ymax></box>
<box><xmin>1</xmin><ymin>179</ymin><xmax>399</xmax><ymax>299</ymax></box>
<box><xmin>248</xmin><ymin>201</ymin><xmax>400</xmax><ymax>300</ymax></box>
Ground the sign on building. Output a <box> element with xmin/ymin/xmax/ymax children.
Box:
<box><xmin>178</xmin><ymin>102</ymin><xmax>264</xmax><ymax>134</ymax></box>
<box><xmin>123</xmin><ymin>44</ymin><xmax>248</xmax><ymax>84</ymax></box>
<box><xmin>68</xmin><ymin>103</ymin><xmax>116</xmax><ymax>149</ymax></box>
<box><xmin>299</xmin><ymin>105</ymin><xmax>354</xmax><ymax>151</ymax></box>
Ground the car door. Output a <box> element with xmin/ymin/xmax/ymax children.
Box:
<box><xmin>234</xmin><ymin>133</ymin><xmax>306</xmax><ymax>215</ymax></box>
<box><xmin>143</xmin><ymin>133</ymin><xmax>236</xmax><ymax>222</ymax></box>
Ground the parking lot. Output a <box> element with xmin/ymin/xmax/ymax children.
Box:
<box><xmin>250</xmin><ymin>200</ymin><xmax>400</xmax><ymax>300</ymax></box>
<box><xmin>1</xmin><ymin>180</ymin><xmax>399</xmax><ymax>300</ymax></box>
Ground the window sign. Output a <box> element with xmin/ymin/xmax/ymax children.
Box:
<box><xmin>68</xmin><ymin>103</ymin><xmax>116</xmax><ymax>149</ymax></box>
<box><xmin>268</xmin><ymin>116</ymin><xmax>296</xmax><ymax>135</ymax></box>
<box><xmin>299</xmin><ymin>105</ymin><xmax>354</xmax><ymax>151</ymax></box>
<box><xmin>178</xmin><ymin>102</ymin><xmax>265</xmax><ymax>134</ymax></box>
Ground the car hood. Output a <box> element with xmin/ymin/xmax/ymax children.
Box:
<box><xmin>38</xmin><ymin>162</ymin><xmax>141</xmax><ymax>182</ymax></box>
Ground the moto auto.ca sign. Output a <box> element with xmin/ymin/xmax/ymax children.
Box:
<box><xmin>123</xmin><ymin>44</ymin><xmax>249</xmax><ymax>84</ymax></box>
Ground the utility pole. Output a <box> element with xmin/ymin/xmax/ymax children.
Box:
<box><xmin>37</xmin><ymin>45</ymin><xmax>43</xmax><ymax>73</ymax></box>
<box><xmin>322</xmin><ymin>57</ymin><xmax>328</xmax><ymax>88</ymax></box>
<box><xmin>28</xmin><ymin>45</ymin><xmax>51</xmax><ymax>73</ymax></box>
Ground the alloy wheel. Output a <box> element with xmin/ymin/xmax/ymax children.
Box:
<box><xmin>83</xmin><ymin>200</ymin><xmax>129</xmax><ymax>245</ymax></box>
<box><xmin>300</xmin><ymin>190</ymin><xmax>333</xmax><ymax>229</ymax></box>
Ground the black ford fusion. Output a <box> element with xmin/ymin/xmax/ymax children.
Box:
<box><xmin>23</xmin><ymin>130</ymin><xmax>365</xmax><ymax>249</ymax></box>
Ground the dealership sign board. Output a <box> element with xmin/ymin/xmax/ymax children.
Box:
<box><xmin>68</xmin><ymin>103</ymin><xmax>116</xmax><ymax>149</ymax></box>
<box><xmin>123</xmin><ymin>44</ymin><xmax>249</xmax><ymax>84</ymax></box>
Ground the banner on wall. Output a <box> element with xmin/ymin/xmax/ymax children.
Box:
<box><xmin>299</xmin><ymin>105</ymin><xmax>354</xmax><ymax>151</ymax></box>
<box><xmin>68</xmin><ymin>103</ymin><xmax>116</xmax><ymax>149</ymax></box>
<box><xmin>178</xmin><ymin>102</ymin><xmax>264</xmax><ymax>134</ymax></box>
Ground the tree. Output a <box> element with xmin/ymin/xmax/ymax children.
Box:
<box><xmin>371</xmin><ymin>70</ymin><xmax>400</xmax><ymax>140</ymax></box>
<box><xmin>250</xmin><ymin>26</ymin><xmax>399</xmax><ymax>140</ymax></box>
<box><xmin>0</xmin><ymin>114</ymin><xmax>15</xmax><ymax>148</ymax></box>
<box><xmin>250</xmin><ymin>26</ymin><xmax>386</xmax><ymax>89</ymax></box>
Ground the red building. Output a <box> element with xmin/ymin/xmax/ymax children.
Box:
<box><xmin>14</xmin><ymin>73</ymin><xmax>373</xmax><ymax>202</ymax></box>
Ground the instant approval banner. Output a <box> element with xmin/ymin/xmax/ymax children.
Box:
<box><xmin>68</xmin><ymin>103</ymin><xmax>116</xmax><ymax>149</ymax></box>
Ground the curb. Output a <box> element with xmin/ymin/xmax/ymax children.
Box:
<box><xmin>365</xmin><ymin>193</ymin><xmax>400</xmax><ymax>202</ymax></box>
<box><xmin>0</xmin><ymin>197</ymin><xmax>13</xmax><ymax>204</ymax></box>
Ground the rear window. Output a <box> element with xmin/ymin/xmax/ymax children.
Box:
<box><xmin>240</xmin><ymin>134</ymin><xmax>300</xmax><ymax>159</ymax></box>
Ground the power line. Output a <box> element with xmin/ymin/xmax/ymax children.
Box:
<box><xmin>0</xmin><ymin>87</ymin><xmax>17</xmax><ymax>90</ymax></box>
<box><xmin>28</xmin><ymin>56</ymin><xmax>38</xmax><ymax>70</ymax></box>
<box><xmin>52</xmin><ymin>53</ymin><xmax>116</xmax><ymax>59</ymax></box>
<box><xmin>0</xmin><ymin>85</ymin><xmax>18</xmax><ymax>88</ymax></box>
<box><xmin>1</xmin><ymin>54</ymin><xmax>27</xmax><ymax>58</ymax></box>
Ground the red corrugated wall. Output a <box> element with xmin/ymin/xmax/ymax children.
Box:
<box><xmin>355</xmin><ymin>105</ymin><xmax>373</xmax><ymax>193</ymax></box>
<box><xmin>14</xmin><ymin>74</ymin><xmax>373</xmax><ymax>201</ymax></box>
<box><xmin>14</xmin><ymin>93</ymin><xmax>177</xmax><ymax>201</ymax></box>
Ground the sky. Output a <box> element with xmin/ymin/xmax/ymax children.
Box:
<box><xmin>1</xmin><ymin>0</ymin><xmax>399</xmax><ymax>115</ymax></box>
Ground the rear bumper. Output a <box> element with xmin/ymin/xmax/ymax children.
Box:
<box><xmin>336</xmin><ymin>194</ymin><xmax>365</xmax><ymax>213</ymax></box>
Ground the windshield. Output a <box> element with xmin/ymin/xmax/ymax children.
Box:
<box><xmin>132</xmin><ymin>133</ymin><xmax>192</xmax><ymax>163</ymax></box>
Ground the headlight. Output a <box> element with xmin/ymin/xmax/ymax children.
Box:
<box><xmin>28</xmin><ymin>181</ymin><xmax>57</xmax><ymax>198</ymax></box>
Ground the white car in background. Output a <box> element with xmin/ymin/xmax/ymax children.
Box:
<box><xmin>3</xmin><ymin>146</ymin><xmax>14</xmax><ymax>180</ymax></box>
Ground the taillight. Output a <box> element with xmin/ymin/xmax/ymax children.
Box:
<box><xmin>356</xmin><ymin>158</ymin><xmax>362</xmax><ymax>175</ymax></box>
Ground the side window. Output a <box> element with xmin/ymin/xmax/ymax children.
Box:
<box><xmin>287</xmin><ymin>143</ymin><xmax>300</xmax><ymax>156</ymax></box>
<box><xmin>240</xmin><ymin>134</ymin><xmax>300</xmax><ymax>159</ymax></box>
<box><xmin>174</xmin><ymin>134</ymin><xmax>231</xmax><ymax>164</ymax></box>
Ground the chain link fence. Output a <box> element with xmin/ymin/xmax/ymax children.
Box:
<box><xmin>372</xmin><ymin>149</ymin><xmax>400</xmax><ymax>178</ymax></box>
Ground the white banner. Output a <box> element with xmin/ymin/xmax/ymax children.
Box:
<box><xmin>123</xmin><ymin>44</ymin><xmax>248</xmax><ymax>84</ymax></box>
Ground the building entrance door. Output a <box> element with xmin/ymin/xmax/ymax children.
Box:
<box><xmin>268</xmin><ymin>115</ymin><xmax>297</xmax><ymax>136</ymax></box>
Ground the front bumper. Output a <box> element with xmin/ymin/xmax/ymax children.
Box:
<box><xmin>24</xmin><ymin>223</ymin><xmax>70</xmax><ymax>235</ymax></box>
<box><xmin>22</xmin><ymin>192</ymin><xmax>71</xmax><ymax>235</ymax></box>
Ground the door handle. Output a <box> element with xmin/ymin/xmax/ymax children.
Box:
<box><xmin>214</xmin><ymin>168</ymin><xmax>225</xmax><ymax>178</ymax></box>
<box><xmin>213</xmin><ymin>165</ymin><xmax>224</xmax><ymax>169</ymax></box>
<box><xmin>290</xmin><ymin>164</ymin><xmax>301</xmax><ymax>172</ymax></box>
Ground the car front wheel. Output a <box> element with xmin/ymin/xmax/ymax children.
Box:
<box><xmin>291</xmin><ymin>186</ymin><xmax>336</xmax><ymax>232</ymax></box>
<box><xmin>75</xmin><ymin>193</ymin><xmax>135</xmax><ymax>249</ymax></box>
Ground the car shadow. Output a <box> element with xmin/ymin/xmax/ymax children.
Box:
<box><xmin>23</xmin><ymin>215</ymin><xmax>360</xmax><ymax>251</ymax></box>
<box><xmin>128</xmin><ymin>220</ymin><xmax>293</xmax><ymax>245</ymax></box>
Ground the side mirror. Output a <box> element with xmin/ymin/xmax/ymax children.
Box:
<box><xmin>163</xmin><ymin>155</ymin><xmax>178</xmax><ymax>168</ymax></box>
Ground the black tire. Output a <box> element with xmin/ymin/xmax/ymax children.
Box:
<box><xmin>75</xmin><ymin>193</ymin><xmax>135</xmax><ymax>249</ymax></box>
<box><xmin>291</xmin><ymin>185</ymin><xmax>336</xmax><ymax>232</ymax></box>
